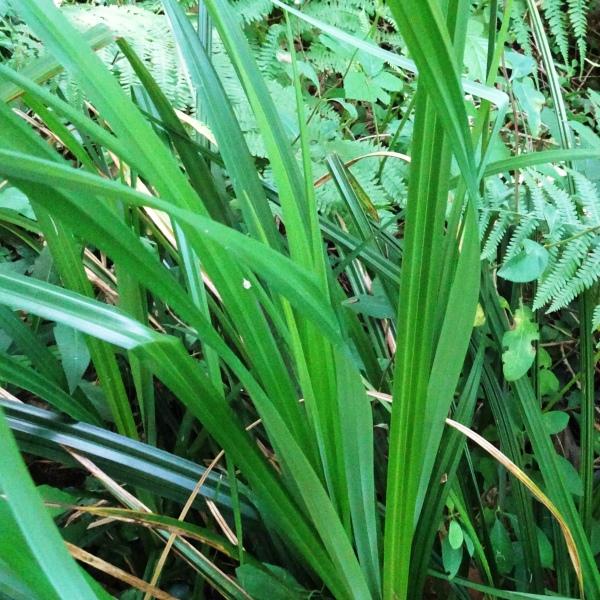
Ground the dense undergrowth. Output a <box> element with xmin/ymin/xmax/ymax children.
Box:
<box><xmin>0</xmin><ymin>0</ymin><xmax>599</xmax><ymax>599</ymax></box>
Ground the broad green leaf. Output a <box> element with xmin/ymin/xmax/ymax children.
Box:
<box><xmin>329</xmin><ymin>98</ymin><xmax>358</xmax><ymax>120</ymax></box>
<box><xmin>555</xmin><ymin>455</ymin><xmax>583</xmax><ymax>497</ymax></box>
<box><xmin>537</xmin><ymin>347</ymin><xmax>552</xmax><ymax>369</ymax></box>
<box><xmin>505</xmin><ymin>50</ymin><xmax>536</xmax><ymax>79</ymax></box>
<box><xmin>344</xmin><ymin>70</ymin><xmax>402</xmax><ymax>104</ymax></box>
<box><xmin>536</xmin><ymin>527</ymin><xmax>554</xmax><ymax>569</ymax></box>
<box><xmin>463</xmin><ymin>532</ymin><xmax>474</xmax><ymax>557</ymax></box>
<box><xmin>342</xmin><ymin>294</ymin><xmax>395</xmax><ymax>319</ymax></box>
<box><xmin>441</xmin><ymin>535</ymin><xmax>463</xmax><ymax>579</ymax></box>
<box><xmin>491</xmin><ymin>518</ymin><xmax>515</xmax><ymax>575</ymax></box>
<box><xmin>236</xmin><ymin>564</ymin><xmax>307</xmax><ymax>600</ymax></box>
<box><xmin>513</xmin><ymin>77</ymin><xmax>546</xmax><ymax>137</ymax></box>
<box><xmin>295</xmin><ymin>60</ymin><xmax>320</xmax><ymax>89</ymax></box>
<box><xmin>502</xmin><ymin>307</ymin><xmax>539</xmax><ymax>381</ymax></box>
<box><xmin>448</xmin><ymin>520</ymin><xmax>464</xmax><ymax>550</ymax></box>
<box><xmin>498</xmin><ymin>240</ymin><xmax>549</xmax><ymax>283</ymax></box>
<box><xmin>0</xmin><ymin>187</ymin><xmax>35</xmax><ymax>220</ymax></box>
<box><xmin>373</xmin><ymin>71</ymin><xmax>403</xmax><ymax>93</ymax></box>
<box><xmin>335</xmin><ymin>351</ymin><xmax>380</xmax><ymax>595</ymax></box>
<box><xmin>54</xmin><ymin>323</ymin><xmax>91</xmax><ymax>394</ymax></box>
<box><xmin>542</xmin><ymin>411</ymin><xmax>569</xmax><ymax>435</ymax></box>
<box><xmin>539</xmin><ymin>369</ymin><xmax>559</xmax><ymax>396</ymax></box>
<box><xmin>463</xmin><ymin>20</ymin><xmax>489</xmax><ymax>82</ymax></box>
<box><xmin>356</xmin><ymin>51</ymin><xmax>384</xmax><ymax>78</ymax></box>
<box><xmin>344</xmin><ymin>70</ymin><xmax>379</xmax><ymax>103</ymax></box>
<box><xmin>0</xmin><ymin>510</ymin><xmax>62</xmax><ymax>600</ymax></box>
<box><xmin>0</xmin><ymin>561</ymin><xmax>38</xmax><ymax>600</ymax></box>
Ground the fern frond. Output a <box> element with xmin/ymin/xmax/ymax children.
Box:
<box><xmin>478</xmin><ymin>208</ymin><xmax>493</xmax><ymax>241</ymax></box>
<box><xmin>479</xmin><ymin>178</ymin><xmax>511</xmax><ymax>242</ymax></box>
<box><xmin>504</xmin><ymin>216</ymin><xmax>539</xmax><ymax>259</ymax></box>
<box><xmin>482</xmin><ymin>214</ymin><xmax>511</xmax><ymax>261</ymax></box>
<box><xmin>380</xmin><ymin>159</ymin><xmax>408</xmax><ymax>208</ymax></box>
<box><xmin>593</xmin><ymin>304</ymin><xmax>600</xmax><ymax>331</ymax></box>
<box><xmin>548</xmin><ymin>242</ymin><xmax>600</xmax><ymax>311</ymax></box>
<box><xmin>569</xmin><ymin>168</ymin><xmax>600</xmax><ymax>224</ymax></box>
<box><xmin>525</xmin><ymin>172</ymin><xmax>549</xmax><ymax>220</ymax></box>
<box><xmin>256</xmin><ymin>23</ymin><xmax>291</xmax><ymax>82</ymax></box>
<box><xmin>511</xmin><ymin>0</ymin><xmax>533</xmax><ymax>55</ymax></box>
<box><xmin>566</xmin><ymin>0</ymin><xmax>589</xmax><ymax>64</ymax></box>
<box><xmin>306</xmin><ymin>39</ymin><xmax>351</xmax><ymax>74</ymax></box>
<box><xmin>61</xmin><ymin>5</ymin><xmax>193</xmax><ymax>108</ymax></box>
<box><xmin>305</xmin><ymin>0</ymin><xmax>372</xmax><ymax>39</ymax></box>
<box><xmin>533</xmin><ymin>234</ymin><xmax>593</xmax><ymax>308</ymax></box>
<box><xmin>542</xmin><ymin>179</ymin><xmax>580</xmax><ymax>224</ymax></box>
<box><xmin>543</xmin><ymin>0</ymin><xmax>570</xmax><ymax>63</ymax></box>
<box><xmin>231</xmin><ymin>0</ymin><xmax>273</xmax><ymax>24</ymax></box>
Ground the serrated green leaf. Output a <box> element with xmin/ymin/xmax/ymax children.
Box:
<box><xmin>372</xmin><ymin>71</ymin><xmax>403</xmax><ymax>92</ymax></box>
<box><xmin>344</xmin><ymin>70</ymin><xmax>378</xmax><ymax>103</ymax></box>
<box><xmin>356</xmin><ymin>50</ymin><xmax>384</xmax><ymax>77</ymax></box>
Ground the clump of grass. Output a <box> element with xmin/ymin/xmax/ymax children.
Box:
<box><xmin>0</xmin><ymin>1</ymin><xmax>598</xmax><ymax>599</ymax></box>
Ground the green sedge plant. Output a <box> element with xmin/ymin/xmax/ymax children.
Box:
<box><xmin>0</xmin><ymin>1</ymin><xmax>599</xmax><ymax>599</ymax></box>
